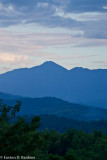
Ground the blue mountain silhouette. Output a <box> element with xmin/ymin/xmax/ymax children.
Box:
<box><xmin>0</xmin><ymin>61</ymin><xmax>107</xmax><ymax>108</ymax></box>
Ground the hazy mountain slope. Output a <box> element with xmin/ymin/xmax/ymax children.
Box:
<box><xmin>10</xmin><ymin>114</ymin><xmax>107</xmax><ymax>134</ymax></box>
<box><xmin>0</xmin><ymin>61</ymin><xmax>107</xmax><ymax>108</ymax></box>
<box><xmin>0</xmin><ymin>92</ymin><xmax>22</xmax><ymax>100</ymax></box>
<box><xmin>40</xmin><ymin>115</ymin><xmax>107</xmax><ymax>134</ymax></box>
<box><xmin>2</xmin><ymin>97</ymin><xmax>107</xmax><ymax>121</ymax></box>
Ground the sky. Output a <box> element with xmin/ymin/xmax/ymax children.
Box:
<box><xmin>0</xmin><ymin>0</ymin><xmax>107</xmax><ymax>73</ymax></box>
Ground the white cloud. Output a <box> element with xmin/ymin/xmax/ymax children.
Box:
<box><xmin>0</xmin><ymin>2</ymin><xmax>15</xmax><ymax>12</ymax></box>
<box><xmin>0</xmin><ymin>28</ymin><xmax>106</xmax><ymax>73</ymax></box>
<box><xmin>6</xmin><ymin>23</ymin><xmax>84</xmax><ymax>36</ymax></box>
<box><xmin>37</xmin><ymin>3</ymin><xmax>49</xmax><ymax>8</ymax></box>
<box><xmin>54</xmin><ymin>7</ymin><xmax>102</xmax><ymax>21</ymax></box>
<box><xmin>0</xmin><ymin>53</ymin><xmax>38</xmax><ymax>73</ymax></box>
<box><xmin>0</xmin><ymin>28</ymin><xmax>107</xmax><ymax>58</ymax></box>
<box><xmin>103</xmin><ymin>6</ymin><xmax>107</xmax><ymax>10</ymax></box>
<box><xmin>0</xmin><ymin>53</ymin><xmax>29</xmax><ymax>64</ymax></box>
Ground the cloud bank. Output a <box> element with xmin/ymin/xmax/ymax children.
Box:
<box><xmin>0</xmin><ymin>0</ymin><xmax>107</xmax><ymax>39</ymax></box>
<box><xmin>0</xmin><ymin>0</ymin><xmax>107</xmax><ymax>73</ymax></box>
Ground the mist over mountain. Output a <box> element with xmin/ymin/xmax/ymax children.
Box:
<box><xmin>0</xmin><ymin>92</ymin><xmax>22</xmax><ymax>100</ymax></box>
<box><xmin>1</xmin><ymin>96</ymin><xmax>107</xmax><ymax>121</ymax></box>
<box><xmin>0</xmin><ymin>61</ymin><xmax>107</xmax><ymax>108</ymax></box>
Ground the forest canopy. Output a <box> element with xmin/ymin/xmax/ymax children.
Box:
<box><xmin>0</xmin><ymin>100</ymin><xmax>107</xmax><ymax>160</ymax></box>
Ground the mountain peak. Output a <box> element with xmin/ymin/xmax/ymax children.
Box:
<box><xmin>33</xmin><ymin>61</ymin><xmax>68</xmax><ymax>71</ymax></box>
<box><xmin>70</xmin><ymin>67</ymin><xmax>89</xmax><ymax>71</ymax></box>
<box><xmin>42</xmin><ymin>61</ymin><xmax>57</xmax><ymax>66</ymax></box>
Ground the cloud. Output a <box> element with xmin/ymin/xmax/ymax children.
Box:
<box><xmin>0</xmin><ymin>28</ymin><xmax>106</xmax><ymax>73</ymax></box>
<box><xmin>74</xmin><ymin>38</ymin><xmax>107</xmax><ymax>47</ymax></box>
<box><xmin>0</xmin><ymin>51</ymin><xmax>38</xmax><ymax>73</ymax></box>
<box><xmin>0</xmin><ymin>53</ymin><xmax>37</xmax><ymax>74</ymax></box>
<box><xmin>0</xmin><ymin>2</ymin><xmax>25</xmax><ymax>27</ymax></box>
<box><xmin>54</xmin><ymin>7</ymin><xmax>102</xmax><ymax>21</ymax></box>
<box><xmin>37</xmin><ymin>3</ymin><xmax>49</xmax><ymax>8</ymax></box>
<box><xmin>82</xmin><ymin>14</ymin><xmax>107</xmax><ymax>39</ymax></box>
<box><xmin>0</xmin><ymin>0</ymin><xmax>106</xmax><ymax>73</ymax></box>
<box><xmin>44</xmin><ymin>54</ymin><xmax>97</xmax><ymax>61</ymax></box>
<box><xmin>53</xmin><ymin>5</ymin><xmax>107</xmax><ymax>39</ymax></box>
<box><xmin>0</xmin><ymin>29</ymin><xmax>107</xmax><ymax>57</ymax></box>
<box><xmin>0</xmin><ymin>2</ymin><xmax>14</xmax><ymax>11</ymax></box>
<box><xmin>93</xmin><ymin>60</ymin><xmax>107</xmax><ymax>67</ymax></box>
<box><xmin>0</xmin><ymin>0</ymin><xmax>106</xmax><ymax>40</ymax></box>
<box><xmin>103</xmin><ymin>6</ymin><xmax>107</xmax><ymax>9</ymax></box>
<box><xmin>0</xmin><ymin>2</ymin><xmax>23</xmax><ymax>16</ymax></box>
<box><xmin>64</xmin><ymin>0</ymin><xmax>107</xmax><ymax>13</ymax></box>
<box><xmin>0</xmin><ymin>53</ymin><xmax>30</xmax><ymax>64</ymax></box>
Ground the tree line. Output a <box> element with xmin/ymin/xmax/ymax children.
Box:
<box><xmin>0</xmin><ymin>100</ymin><xmax>107</xmax><ymax>160</ymax></box>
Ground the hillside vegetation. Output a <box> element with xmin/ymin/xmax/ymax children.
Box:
<box><xmin>0</xmin><ymin>100</ymin><xmax>107</xmax><ymax>160</ymax></box>
<box><xmin>3</xmin><ymin>97</ymin><xmax>107</xmax><ymax>121</ymax></box>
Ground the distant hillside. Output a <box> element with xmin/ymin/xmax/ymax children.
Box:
<box><xmin>22</xmin><ymin>114</ymin><xmax>107</xmax><ymax>135</ymax></box>
<box><xmin>0</xmin><ymin>61</ymin><xmax>107</xmax><ymax>108</ymax></box>
<box><xmin>2</xmin><ymin>96</ymin><xmax>107</xmax><ymax>121</ymax></box>
<box><xmin>0</xmin><ymin>92</ymin><xmax>22</xmax><ymax>100</ymax></box>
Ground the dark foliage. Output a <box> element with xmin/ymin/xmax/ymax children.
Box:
<box><xmin>0</xmin><ymin>101</ymin><xmax>107</xmax><ymax>160</ymax></box>
<box><xmin>16</xmin><ymin>114</ymin><xmax>107</xmax><ymax>135</ymax></box>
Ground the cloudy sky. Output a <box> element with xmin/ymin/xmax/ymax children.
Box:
<box><xmin>0</xmin><ymin>0</ymin><xmax>107</xmax><ymax>73</ymax></box>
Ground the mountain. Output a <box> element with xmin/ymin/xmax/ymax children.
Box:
<box><xmin>2</xmin><ymin>96</ymin><xmax>107</xmax><ymax>121</ymax></box>
<box><xmin>0</xmin><ymin>92</ymin><xmax>22</xmax><ymax>100</ymax></box>
<box><xmin>31</xmin><ymin>115</ymin><xmax>107</xmax><ymax>134</ymax></box>
<box><xmin>0</xmin><ymin>61</ymin><xmax>107</xmax><ymax>108</ymax></box>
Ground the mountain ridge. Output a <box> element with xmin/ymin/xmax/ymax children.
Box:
<box><xmin>0</xmin><ymin>61</ymin><xmax>107</xmax><ymax>109</ymax></box>
<box><xmin>1</xmin><ymin>93</ymin><xmax>107</xmax><ymax>121</ymax></box>
<box><xmin>1</xmin><ymin>61</ymin><xmax>107</xmax><ymax>75</ymax></box>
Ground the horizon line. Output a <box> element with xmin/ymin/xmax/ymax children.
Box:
<box><xmin>0</xmin><ymin>60</ymin><xmax>107</xmax><ymax>74</ymax></box>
